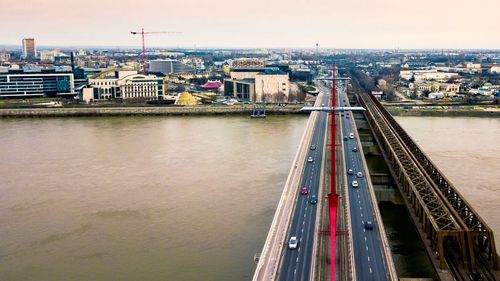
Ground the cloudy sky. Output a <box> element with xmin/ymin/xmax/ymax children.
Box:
<box><xmin>1</xmin><ymin>0</ymin><xmax>499</xmax><ymax>49</ymax></box>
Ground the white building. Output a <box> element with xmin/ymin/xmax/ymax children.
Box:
<box><xmin>39</xmin><ymin>50</ymin><xmax>56</xmax><ymax>62</ymax></box>
<box><xmin>86</xmin><ymin>70</ymin><xmax>164</xmax><ymax>101</ymax></box>
<box><xmin>490</xmin><ymin>65</ymin><xmax>500</xmax><ymax>74</ymax></box>
<box><xmin>400</xmin><ymin>69</ymin><xmax>459</xmax><ymax>82</ymax></box>
<box><xmin>428</xmin><ymin>92</ymin><xmax>445</xmax><ymax>99</ymax></box>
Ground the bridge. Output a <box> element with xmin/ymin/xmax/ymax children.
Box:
<box><xmin>253</xmin><ymin>66</ymin><xmax>500</xmax><ymax>281</ymax></box>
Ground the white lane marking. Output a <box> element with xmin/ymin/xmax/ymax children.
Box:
<box><xmin>361</xmin><ymin>213</ymin><xmax>363</xmax><ymax>217</ymax></box>
<box><xmin>363</xmin><ymin>229</ymin><xmax>366</xmax><ymax>233</ymax></box>
<box><xmin>302</xmin><ymin>228</ymin><xmax>304</xmax><ymax>233</ymax></box>
<box><xmin>364</xmin><ymin>236</ymin><xmax>367</xmax><ymax>241</ymax></box>
<box><xmin>300</xmin><ymin>237</ymin><xmax>302</xmax><ymax>242</ymax></box>
<box><xmin>296</xmin><ymin>257</ymin><xmax>299</xmax><ymax>263</ymax></box>
<box><xmin>366</xmin><ymin>246</ymin><xmax>369</xmax><ymax>251</ymax></box>
<box><xmin>294</xmin><ymin>269</ymin><xmax>297</xmax><ymax>275</ymax></box>
<box><xmin>304</xmin><ymin>213</ymin><xmax>306</xmax><ymax>218</ymax></box>
<box><xmin>368</xmin><ymin>256</ymin><xmax>370</xmax><ymax>262</ymax></box>
<box><xmin>303</xmin><ymin>221</ymin><xmax>305</xmax><ymax>225</ymax></box>
<box><xmin>369</xmin><ymin>267</ymin><xmax>372</xmax><ymax>274</ymax></box>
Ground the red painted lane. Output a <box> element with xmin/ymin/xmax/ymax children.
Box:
<box><xmin>329</xmin><ymin>196</ymin><xmax>338</xmax><ymax>280</ymax></box>
<box><xmin>329</xmin><ymin>63</ymin><xmax>338</xmax><ymax>281</ymax></box>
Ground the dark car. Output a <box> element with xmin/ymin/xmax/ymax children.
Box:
<box><xmin>309</xmin><ymin>195</ymin><xmax>318</xmax><ymax>204</ymax></box>
<box><xmin>344</xmin><ymin>136</ymin><xmax>348</xmax><ymax>141</ymax></box>
<box><xmin>352</xmin><ymin>147</ymin><xmax>358</xmax><ymax>152</ymax></box>
<box><xmin>347</xmin><ymin>169</ymin><xmax>354</xmax><ymax>175</ymax></box>
<box><xmin>310</xmin><ymin>144</ymin><xmax>317</xmax><ymax>150</ymax></box>
<box><xmin>301</xmin><ymin>187</ymin><xmax>309</xmax><ymax>195</ymax></box>
<box><xmin>364</xmin><ymin>221</ymin><xmax>374</xmax><ymax>230</ymax></box>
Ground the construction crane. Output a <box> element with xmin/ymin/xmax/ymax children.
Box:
<box><xmin>130</xmin><ymin>28</ymin><xmax>182</xmax><ymax>74</ymax></box>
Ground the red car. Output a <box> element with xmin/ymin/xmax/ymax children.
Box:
<box><xmin>301</xmin><ymin>187</ymin><xmax>309</xmax><ymax>195</ymax></box>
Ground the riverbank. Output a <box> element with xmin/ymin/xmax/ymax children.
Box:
<box><xmin>0</xmin><ymin>104</ymin><xmax>307</xmax><ymax>118</ymax></box>
<box><xmin>387</xmin><ymin>107</ymin><xmax>500</xmax><ymax>117</ymax></box>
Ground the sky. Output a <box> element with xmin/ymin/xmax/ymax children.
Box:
<box><xmin>1</xmin><ymin>0</ymin><xmax>499</xmax><ymax>49</ymax></box>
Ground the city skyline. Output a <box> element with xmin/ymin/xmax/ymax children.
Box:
<box><xmin>2</xmin><ymin>0</ymin><xmax>500</xmax><ymax>49</ymax></box>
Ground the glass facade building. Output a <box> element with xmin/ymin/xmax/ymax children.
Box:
<box><xmin>0</xmin><ymin>70</ymin><xmax>75</xmax><ymax>98</ymax></box>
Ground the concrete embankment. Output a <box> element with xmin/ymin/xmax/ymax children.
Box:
<box><xmin>387</xmin><ymin>107</ymin><xmax>500</xmax><ymax>117</ymax></box>
<box><xmin>0</xmin><ymin>105</ymin><xmax>307</xmax><ymax>118</ymax></box>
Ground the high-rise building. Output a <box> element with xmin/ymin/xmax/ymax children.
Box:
<box><xmin>22</xmin><ymin>38</ymin><xmax>36</xmax><ymax>59</ymax></box>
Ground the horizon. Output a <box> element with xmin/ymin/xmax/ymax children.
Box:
<box><xmin>2</xmin><ymin>44</ymin><xmax>500</xmax><ymax>52</ymax></box>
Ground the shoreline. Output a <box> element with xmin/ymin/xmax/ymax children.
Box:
<box><xmin>0</xmin><ymin>105</ymin><xmax>308</xmax><ymax>118</ymax></box>
<box><xmin>387</xmin><ymin>108</ymin><xmax>500</xmax><ymax>117</ymax></box>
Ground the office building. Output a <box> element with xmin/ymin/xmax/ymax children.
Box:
<box><xmin>224</xmin><ymin>67</ymin><xmax>289</xmax><ymax>102</ymax></box>
<box><xmin>0</xmin><ymin>69</ymin><xmax>74</xmax><ymax>98</ymax></box>
<box><xmin>22</xmin><ymin>38</ymin><xmax>36</xmax><ymax>59</ymax></box>
<box><xmin>148</xmin><ymin>59</ymin><xmax>194</xmax><ymax>75</ymax></box>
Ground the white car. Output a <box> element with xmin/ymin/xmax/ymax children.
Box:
<box><xmin>288</xmin><ymin>236</ymin><xmax>298</xmax><ymax>249</ymax></box>
<box><xmin>352</xmin><ymin>180</ymin><xmax>359</xmax><ymax>188</ymax></box>
<box><xmin>307</xmin><ymin>156</ymin><xmax>313</xmax><ymax>163</ymax></box>
<box><xmin>349</xmin><ymin>133</ymin><xmax>354</xmax><ymax>139</ymax></box>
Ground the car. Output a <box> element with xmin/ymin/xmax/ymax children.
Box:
<box><xmin>347</xmin><ymin>169</ymin><xmax>354</xmax><ymax>175</ymax></box>
<box><xmin>364</xmin><ymin>221</ymin><xmax>374</xmax><ymax>230</ymax></box>
<box><xmin>349</xmin><ymin>133</ymin><xmax>354</xmax><ymax>139</ymax></box>
<box><xmin>346</xmin><ymin>115</ymin><xmax>350</xmax><ymax>119</ymax></box>
<box><xmin>310</xmin><ymin>144</ymin><xmax>317</xmax><ymax>150</ymax></box>
<box><xmin>288</xmin><ymin>236</ymin><xmax>298</xmax><ymax>249</ymax></box>
<box><xmin>352</xmin><ymin>147</ymin><xmax>358</xmax><ymax>152</ymax></box>
<box><xmin>357</xmin><ymin>171</ymin><xmax>363</xmax><ymax>178</ymax></box>
<box><xmin>301</xmin><ymin>187</ymin><xmax>309</xmax><ymax>195</ymax></box>
<box><xmin>351</xmin><ymin>180</ymin><xmax>359</xmax><ymax>188</ymax></box>
<box><xmin>344</xmin><ymin>136</ymin><xmax>348</xmax><ymax>141</ymax></box>
<box><xmin>309</xmin><ymin>195</ymin><xmax>318</xmax><ymax>204</ymax></box>
<box><xmin>307</xmin><ymin>156</ymin><xmax>313</xmax><ymax>163</ymax></box>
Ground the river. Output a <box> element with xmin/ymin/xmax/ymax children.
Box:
<box><xmin>0</xmin><ymin>116</ymin><xmax>307</xmax><ymax>281</ymax></box>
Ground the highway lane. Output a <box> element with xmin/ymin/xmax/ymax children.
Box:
<box><xmin>278</xmin><ymin>92</ymin><xmax>330</xmax><ymax>281</ymax></box>
<box><xmin>337</xmin><ymin>87</ymin><xmax>388</xmax><ymax>281</ymax></box>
